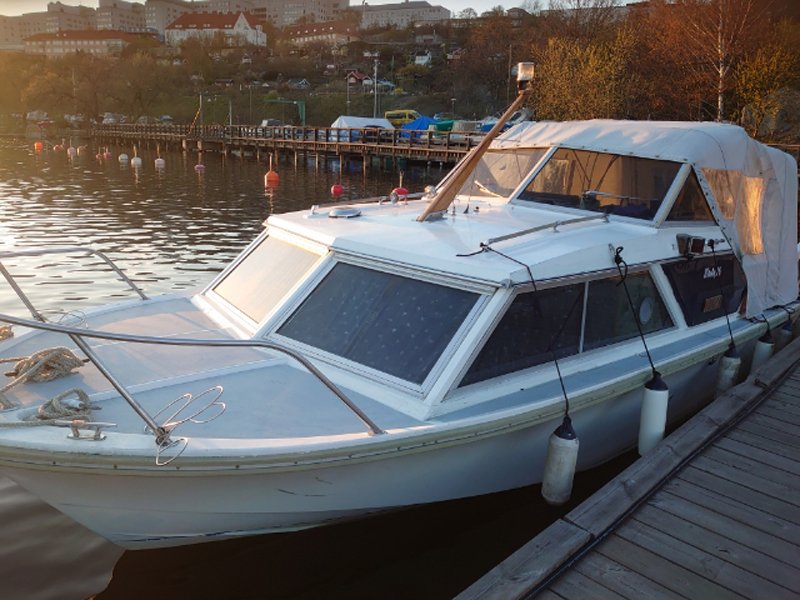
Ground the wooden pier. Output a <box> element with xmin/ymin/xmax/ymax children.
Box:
<box><xmin>92</xmin><ymin>123</ymin><xmax>483</xmax><ymax>166</ymax></box>
<box><xmin>459</xmin><ymin>338</ymin><xmax>800</xmax><ymax>599</ymax></box>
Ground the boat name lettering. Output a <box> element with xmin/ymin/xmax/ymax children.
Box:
<box><xmin>703</xmin><ymin>266</ymin><xmax>722</xmax><ymax>280</ymax></box>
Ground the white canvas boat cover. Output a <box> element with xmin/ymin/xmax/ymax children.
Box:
<box><xmin>497</xmin><ymin>120</ymin><xmax>799</xmax><ymax>316</ymax></box>
<box><xmin>330</xmin><ymin>116</ymin><xmax>394</xmax><ymax>129</ymax></box>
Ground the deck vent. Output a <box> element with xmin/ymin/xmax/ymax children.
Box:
<box><xmin>328</xmin><ymin>206</ymin><xmax>362</xmax><ymax>219</ymax></box>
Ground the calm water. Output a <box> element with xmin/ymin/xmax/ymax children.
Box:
<box><xmin>0</xmin><ymin>138</ymin><xmax>634</xmax><ymax>599</ymax></box>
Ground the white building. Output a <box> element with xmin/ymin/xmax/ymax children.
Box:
<box><xmin>164</xmin><ymin>12</ymin><xmax>267</xmax><ymax>47</ymax></box>
<box><xmin>360</xmin><ymin>1</ymin><xmax>450</xmax><ymax>29</ymax></box>
<box><xmin>96</xmin><ymin>0</ymin><xmax>147</xmax><ymax>31</ymax></box>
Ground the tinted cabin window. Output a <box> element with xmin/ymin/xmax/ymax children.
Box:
<box><xmin>461</xmin><ymin>272</ymin><xmax>673</xmax><ymax>386</ymax></box>
<box><xmin>666</xmin><ymin>170</ymin><xmax>714</xmax><ymax>221</ymax></box>
<box><xmin>460</xmin><ymin>284</ymin><xmax>584</xmax><ymax>386</ymax></box>
<box><xmin>277</xmin><ymin>263</ymin><xmax>479</xmax><ymax>384</ymax></box>
<box><xmin>517</xmin><ymin>148</ymin><xmax>681</xmax><ymax>220</ymax></box>
<box><xmin>663</xmin><ymin>255</ymin><xmax>746</xmax><ymax>326</ymax></box>
<box><xmin>583</xmin><ymin>272</ymin><xmax>673</xmax><ymax>351</ymax></box>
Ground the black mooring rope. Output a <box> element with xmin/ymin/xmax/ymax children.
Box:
<box><xmin>477</xmin><ymin>243</ymin><xmax>576</xmax><ymax>417</ymax></box>
<box><xmin>612</xmin><ymin>246</ymin><xmax>658</xmax><ymax>377</ymax></box>
<box><xmin>707</xmin><ymin>239</ymin><xmax>737</xmax><ymax>352</ymax></box>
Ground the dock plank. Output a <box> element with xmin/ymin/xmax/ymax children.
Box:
<box><xmin>622</xmin><ymin>515</ymin><xmax>795</xmax><ymax>598</ymax></box>
<box><xmin>722</xmin><ymin>417</ymin><xmax>800</xmax><ymax>451</ymax></box>
<box><xmin>648</xmin><ymin>490</ymin><xmax>800</xmax><ymax>567</ymax></box>
<box><xmin>662</xmin><ymin>477</ymin><xmax>800</xmax><ymax>544</ymax></box>
<box><xmin>548</xmin><ymin>569</ymin><xmax>625</xmax><ymax>600</ymax></box>
<box><xmin>678</xmin><ymin>466</ymin><xmax>800</xmax><ymax>525</ymax></box>
<box><xmin>725</xmin><ymin>428</ymin><xmax>799</xmax><ymax>462</ymax></box>
<box><xmin>714</xmin><ymin>435</ymin><xmax>800</xmax><ymax>477</ymax></box>
<box><xmin>691</xmin><ymin>453</ymin><xmax>800</xmax><ymax>505</ymax></box>
<box><xmin>764</xmin><ymin>390</ymin><xmax>800</xmax><ymax>414</ymax></box>
<box><xmin>633</xmin><ymin>504</ymin><xmax>800</xmax><ymax>593</ymax></box>
<box><xmin>757</xmin><ymin>404</ymin><xmax>800</xmax><ymax>426</ymax></box>
<box><xmin>701</xmin><ymin>445</ymin><xmax>800</xmax><ymax>487</ymax></box>
<box><xmin>595</xmin><ymin>533</ymin><xmax>741</xmax><ymax>599</ymax></box>
<box><xmin>453</xmin><ymin>519</ymin><xmax>590</xmax><ymax>600</ymax></box>
<box><xmin>573</xmin><ymin>551</ymin><xmax>682</xmax><ymax>600</ymax></box>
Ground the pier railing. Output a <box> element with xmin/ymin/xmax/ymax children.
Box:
<box><xmin>92</xmin><ymin>123</ymin><xmax>486</xmax><ymax>163</ymax></box>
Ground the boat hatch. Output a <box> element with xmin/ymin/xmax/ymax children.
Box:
<box><xmin>516</xmin><ymin>149</ymin><xmax>686</xmax><ymax>220</ymax></box>
<box><xmin>276</xmin><ymin>263</ymin><xmax>480</xmax><ymax>385</ymax></box>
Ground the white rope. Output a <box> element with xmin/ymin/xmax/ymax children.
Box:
<box><xmin>0</xmin><ymin>347</ymin><xmax>85</xmax><ymax>409</ymax></box>
<box><xmin>0</xmin><ymin>388</ymin><xmax>92</xmax><ymax>428</ymax></box>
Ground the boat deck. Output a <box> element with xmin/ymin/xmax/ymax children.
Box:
<box><xmin>457</xmin><ymin>337</ymin><xmax>800</xmax><ymax>599</ymax></box>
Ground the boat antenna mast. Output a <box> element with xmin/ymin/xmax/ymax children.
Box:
<box><xmin>416</xmin><ymin>62</ymin><xmax>536</xmax><ymax>222</ymax></box>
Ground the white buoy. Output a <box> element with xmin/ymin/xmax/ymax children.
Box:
<box><xmin>131</xmin><ymin>146</ymin><xmax>142</xmax><ymax>169</ymax></box>
<box><xmin>155</xmin><ymin>145</ymin><xmax>165</xmax><ymax>170</ymax></box>
<box><xmin>775</xmin><ymin>319</ymin><xmax>793</xmax><ymax>351</ymax></box>
<box><xmin>118</xmin><ymin>153</ymin><xmax>129</xmax><ymax>164</ymax></box>
<box><xmin>638</xmin><ymin>372</ymin><xmax>669</xmax><ymax>456</ymax></box>
<box><xmin>750</xmin><ymin>330</ymin><xmax>774</xmax><ymax>373</ymax></box>
<box><xmin>715</xmin><ymin>345</ymin><xmax>741</xmax><ymax>397</ymax></box>
<box><xmin>541</xmin><ymin>416</ymin><xmax>579</xmax><ymax>506</ymax></box>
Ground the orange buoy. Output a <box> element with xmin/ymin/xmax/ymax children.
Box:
<box><xmin>391</xmin><ymin>186</ymin><xmax>409</xmax><ymax>198</ymax></box>
<box><xmin>331</xmin><ymin>183</ymin><xmax>343</xmax><ymax>197</ymax></box>
<box><xmin>34</xmin><ymin>141</ymin><xmax>43</xmax><ymax>152</ymax></box>
<box><xmin>264</xmin><ymin>155</ymin><xmax>279</xmax><ymax>187</ymax></box>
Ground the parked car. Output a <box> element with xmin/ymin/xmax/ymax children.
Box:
<box><xmin>384</xmin><ymin>109</ymin><xmax>421</xmax><ymax>128</ymax></box>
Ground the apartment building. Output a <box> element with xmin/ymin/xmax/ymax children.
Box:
<box><xmin>164</xmin><ymin>12</ymin><xmax>267</xmax><ymax>47</ymax></box>
<box><xmin>360</xmin><ymin>1</ymin><xmax>450</xmax><ymax>29</ymax></box>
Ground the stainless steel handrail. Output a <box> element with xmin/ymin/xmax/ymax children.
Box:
<box><xmin>0</xmin><ymin>247</ymin><xmax>148</xmax><ymax>318</ymax></box>
<box><xmin>0</xmin><ymin>312</ymin><xmax>385</xmax><ymax>438</ymax></box>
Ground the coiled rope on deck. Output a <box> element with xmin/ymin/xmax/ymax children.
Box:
<box><xmin>0</xmin><ymin>347</ymin><xmax>85</xmax><ymax>409</ymax></box>
<box><xmin>0</xmin><ymin>325</ymin><xmax>12</xmax><ymax>341</ymax></box>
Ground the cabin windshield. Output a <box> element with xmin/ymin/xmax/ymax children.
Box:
<box><xmin>277</xmin><ymin>263</ymin><xmax>480</xmax><ymax>384</ymax></box>
<box><xmin>455</xmin><ymin>148</ymin><xmax>548</xmax><ymax>198</ymax></box>
<box><xmin>211</xmin><ymin>235</ymin><xmax>321</xmax><ymax>323</ymax></box>
<box><xmin>516</xmin><ymin>148</ymin><xmax>683</xmax><ymax>220</ymax></box>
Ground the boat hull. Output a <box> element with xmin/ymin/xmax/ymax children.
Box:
<box><xmin>0</xmin><ymin>352</ymin><xmax>720</xmax><ymax>549</ymax></box>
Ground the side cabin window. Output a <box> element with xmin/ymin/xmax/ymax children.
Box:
<box><xmin>517</xmin><ymin>148</ymin><xmax>682</xmax><ymax>220</ymax></box>
<box><xmin>277</xmin><ymin>263</ymin><xmax>480</xmax><ymax>384</ymax></box>
<box><xmin>662</xmin><ymin>255</ymin><xmax>746</xmax><ymax>326</ymax></box>
<box><xmin>666</xmin><ymin>170</ymin><xmax>714</xmax><ymax>221</ymax></box>
<box><xmin>460</xmin><ymin>272</ymin><xmax>672</xmax><ymax>386</ymax></box>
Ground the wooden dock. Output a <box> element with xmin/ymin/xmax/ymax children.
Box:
<box><xmin>458</xmin><ymin>338</ymin><xmax>800</xmax><ymax>599</ymax></box>
<box><xmin>92</xmin><ymin>123</ymin><xmax>482</xmax><ymax>166</ymax></box>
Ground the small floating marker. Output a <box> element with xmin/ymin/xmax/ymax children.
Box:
<box><xmin>775</xmin><ymin>319</ymin><xmax>793</xmax><ymax>352</ymax></box>
<box><xmin>33</xmin><ymin>141</ymin><xmax>43</xmax><ymax>152</ymax></box>
<box><xmin>194</xmin><ymin>162</ymin><xmax>205</xmax><ymax>174</ymax></box>
<box><xmin>67</xmin><ymin>145</ymin><xmax>77</xmax><ymax>160</ymax></box>
<box><xmin>131</xmin><ymin>146</ymin><xmax>142</xmax><ymax>169</ymax></box>
<box><xmin>638</xmin><ymin>372</ymin><xmax>669</xmax><ymax>456</ymax></box>
<box><xmin>715</xmin><ymin>344</ymin><xmax>741</xmax><ymax>397</ymax></box>
<box><xmin>103</xmin><ymin>148</ymin><xmax>112</xmax><ymax>160</ymax></box>
<box><xmin>750</xmin><ymin>329</ymin><xmax>774</xmax><ymax>372</ymax></box>
<box><xmin>541</xmin><ymin>415</ymin><xmax>579</xmax><ymax>506</ymax></box>
<box><xmin>265</xmin><ymin>154</ymin><xmax>279</xmax><ymax>187</ymax></box>
<box><xmin>118</xmin><ymin>153</ymin><xmax>129</xmax><ymax>164</ymax></box>
<box><xmin>331</xmin><ymin>183</ymin><xmax>343</xmax><ymax>197</ymax></box>
<box><xmin>154</xmin><ymin>144</ymin><xmax>165</xmax><ymax>170</ymax></box>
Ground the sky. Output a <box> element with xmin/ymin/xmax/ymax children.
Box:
<box><xmin>0</xmin><ymin>0</ymin><xmax>518</xmax><ymax>18</ymax></box>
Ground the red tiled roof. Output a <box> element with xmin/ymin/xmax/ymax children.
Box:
<box><xmin>167</xmin><ymin>12</ymin><xmax>260</xmax><ymax>31</ymax></box>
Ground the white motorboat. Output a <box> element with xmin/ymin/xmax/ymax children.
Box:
<box><xmin>0</xmin><ymin>76</ymin><xmax>797</xmax><ymax>549</ymax></box>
